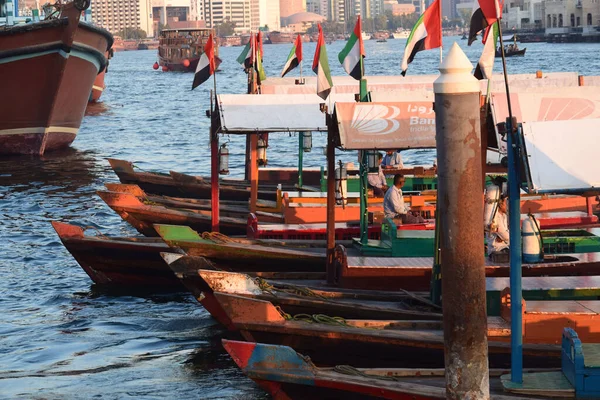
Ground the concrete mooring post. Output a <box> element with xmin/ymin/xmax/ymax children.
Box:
<box><xmin>434</xmin><ymin>43</ymin><xmax>490</xmax><ymax>399</ymax></box>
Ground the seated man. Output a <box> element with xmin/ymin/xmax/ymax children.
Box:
<box><xmin>487</xmin><ymin>194</ymin><xmax>509</xmax><ymax>257</ymax></box>
<box><xmin>367</xmin><ymin>152</ymin><xmax>388</xmax><ymax>198</ymax></box>
<box><xmin>383</xmin><ymin>174</ymin><xmax>425</xmax><ymax>224</ymax></box>
<box><xmin>381</xmin><ymin>149</ymin><xmax>404</xmax><ymax>170</ymax></box>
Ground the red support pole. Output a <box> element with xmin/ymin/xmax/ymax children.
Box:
<box><xmin>250</xmin><ymin>134</ymin><xmax>258</xmax><ymax>214</ymax></box>
<box><xmin>210</xmin><ymin>132</ymin><xmax>220</xmax><ymax>233</ymax></box>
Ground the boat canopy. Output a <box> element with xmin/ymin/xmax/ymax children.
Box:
<box><xmin>491</xmin><ymin>86</ymin><xmax>600</xmax><ymax>126</ymax></box>
<box><xmin>215</xmin><ymin>94</ymin><xmax>339</xmax><ymax>134</ymax></box>
<box><xmin>329</xmin><ymin>99</ymin><xmax>436</xmax><ymax>150</ymax></box>
<box><xmin>262</xmin><ymin>72</ymin><xmax>584</xmax><ymax>96</ymax></box>
<box><xmin>521</xmin><ymin>118</ymin><xmax>600</xmax><ymax>194</ymax></box>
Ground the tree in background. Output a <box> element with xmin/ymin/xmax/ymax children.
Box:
<box><xmin>116</xmin><ymin>28</ymin><xmax>147</xmax><ymax>39</ymax></box>
<box><xmin>216</xmin><ymin>19</ymin><xmax>236</xmax><ymax>37</ymax></box>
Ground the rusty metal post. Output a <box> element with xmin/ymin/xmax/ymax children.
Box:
<box><xmin>434</xmin><ymin>43</ymin><xmax>489</xmax><ymax>400</ymax></box>
<box><xmin>210</xmin><ymin>117</ymin><xmax>220</xmax><ymax>233</ymax></box>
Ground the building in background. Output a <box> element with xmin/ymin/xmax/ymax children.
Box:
<box><xmin>259</xmin><ymin>0</ymin><xmax>280</xmax><ymax>30</ymax></box>
<box><xmin>384</xmin><ymin>1</ymin><xmax>416</xmax><ymax>15</ymax></box>
<box><xmin>329</xmin><ymin>0</ymin><xmax>346</xmax><ymax>21</ymax></box>
<box><xmin>202</xmin><ymin>0</ymin><xmax>259</xmax><ymax>32</ymax></box>
<box><xmin>280</xmin><ymin>0</ymin><xmax>305</xmax><ymax>17</ymax></box>
<box><xmin>92</xmin><ymin>0</ymin><xmax>153</xmax><ymax>36</ymax></box>
<box><xmin>306</xmin><ymin>0</ymin><xmax>329</xmax><ymax>18</ymax></box>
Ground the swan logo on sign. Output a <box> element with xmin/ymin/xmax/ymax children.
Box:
<box><xmin>350</xmin><ymin>104</ymin><xmax>401</xmax><ymax>135</ymax></box>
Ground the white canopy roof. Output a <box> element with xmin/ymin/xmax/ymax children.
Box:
<box><xmin>216</xmin><ymin>93</ymin><xmax>335</xmax><ymax>134</ymax></box>
<box><xmin>522</xmin><ymin>119</ymin><xmax>600</xmax><ymax>193</ymax></box>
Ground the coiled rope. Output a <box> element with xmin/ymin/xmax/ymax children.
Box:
<box><xmin>274</xmin><ymin>306</ymin><xmax>348</xmax><ymax>326</ymax></box>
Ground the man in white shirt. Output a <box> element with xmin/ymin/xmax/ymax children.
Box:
<box><xmin>367</xmin><ymin>153</ymin><xmax>388</xmax><ymax>197</ymax></box>
<box><xmin>382</xmin><ymin>150</ymin><xmax>404</xmax><ymax>170</ymax></box>
<box><xmin>383</xmin><ymin>174</ymin><xmax>424</xmax><ymax>224</ymax></box>
<box><xmin>487</xmin><ymin>195</ymin><xmax>510</xmax><ymax>256</ymax></box>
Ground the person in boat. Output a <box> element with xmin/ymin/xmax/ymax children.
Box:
<box><xmin>367</xmin><ymin>152</ymin><xmax>388</xmax><ymax>198</ymax></box>
<box><xmin>381</xmin><ymin>149</ymin><xmax>404</xmax><ymax>169</ymax></box>
<box><xmin>487</xmin><ymin>194</ymin><xmax>509</xmax><ymax>256</ymax></box>
<box><xmin>384</xmin><ymin>174</ymin><xmax>425</xmax><ymax>224</ymax></box>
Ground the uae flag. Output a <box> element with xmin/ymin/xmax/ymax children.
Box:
<box><xmin>236</xmin><ymin>33</ymin><xmax>254</xmax><ymax>69</ymax></box>
<box><xmin>338</xmin><ymin>15</ymin><xmax>365</xmax><ymax>80</ymax></box>
<box><xmin>256</xmin><ymin>31</ymin><xmax>267</xmax><ymax>82</ymax></box>
<box><xmin>474</xmin><ymin>22</ymin><xmax>499</xmax><ymax>80</ymax></box>
<box><xmin>468</xmin><ymin>0</ymin><xmax>502</xmax><ymax>45</ymax></box>
<box><xmin>312</xmin><ymin>24</ymin><xmax>333</xmax><ymax>100</ymax></box>
<box><xmin>192</xmin><ymin>34</ymin><xmax>221</xmax><ymax>90</ymax></box>
<box><xmin>281</xmin><ymin>34</ymin><xmax>303</xmax><ymax>77</ymax></box>
<box><xmin>400</xmin><ymin>0</ymin><xmax>442</xmax><ymax>76</ymax></box>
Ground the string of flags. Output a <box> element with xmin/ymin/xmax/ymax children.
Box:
<box><xmin>191</xmin><ymin>0</ymin><xmax>504</xmax><ymax>96</ymax></box>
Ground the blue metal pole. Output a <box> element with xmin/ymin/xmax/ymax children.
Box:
<box><xmin>298</xmin><ymin>132</ymin><xmax>304</xmax><ymax>188</ymax></box>
<box><xmin>508</xmin><ymin>117</ymin><xmax>523</xmax><ymax>384</ymax></box>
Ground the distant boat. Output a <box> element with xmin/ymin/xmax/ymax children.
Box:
<box><xmin>376</xmin><ymin>38</ymin><xmax>387</xmax><ymax>43</ymax></box>
<box><xmin>158</xmin><ymin>28</ymin><xmax>217</xmax><ymax>72</ymax></box>
<box><xmin>267</xmin><ymin>31</ymin><xmax>295</xmax><ymax>44</ymax></box>
<box><xmin>461</xmin><ymin>32</ymin><xmax>467</xmax><ymax>40</ymax></box>
<box><xmin>495</xmin><ymin>36</ymin><xmax>526</xmax><ymax>57</ymax></box>
<box><xmin>393</xmin><ymin>29</ymin><xmax>410</xmax><ymax>39</ymax></box>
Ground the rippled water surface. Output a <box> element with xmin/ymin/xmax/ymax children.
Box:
<box><xmin>1</xmin><ymin>38</ymin><xmax>600</xmax><ymax>399</ymax></box>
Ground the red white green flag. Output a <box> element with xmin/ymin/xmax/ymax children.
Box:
<box><xmin>192</xmin><ymin>33</ymin><xmax>221</xmax><ymax>90</ymax></box>
<box><xmin>338</xmin><ymin>15</ymin><xmax>365</xmax><ymax>80</ymax></box>
<box><xmin>400</xmin><ymin>0</ymin><xmax>442</xmax><ymax>76</ymax></box>
<box><xmin>281</xmin><ymin>34</ymin><xmax>303</xmax><ymax>77</ymax></box>
<box><xmin>312</xmin><ymin>24</ymin><xmax>333</xmax><ymax>100</ymax></box>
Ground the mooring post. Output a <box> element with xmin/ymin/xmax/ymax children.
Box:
<box><xmin>434</xmin><ymin>43</ymin><xmax>489</xmax><ymax>399</ymax></box>
<box><xmin>210</xmin><ymin>128</ymin><xmax>220</xmax><ymax>233</ymax></box>
<box><xmin>326</xmin><ymin>131</ymin><xmax>336</xmax><ymax>284</ymax></box>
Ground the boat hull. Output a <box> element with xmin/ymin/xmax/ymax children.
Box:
<box><xmin>51</xmin><ymin>221</ymin><xmax>184</xmax><ymax>288</ymax></box>
<box><xmin>0</xmin><ymin>18</ymin><xmax>111</xmax><ymax>155</ymax></box>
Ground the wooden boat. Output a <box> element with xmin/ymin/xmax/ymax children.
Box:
<box><xmin>166</xmin><ymin>262</ymin><xmax>442</xmax><ymax>322</ymax></box>
<box><xmin>0</xmin><ymin>1</ymin><xmax>113</xmax><ymax>155</ymax></box>
<box><xmin>155</xmin><ymin>224</ymin><xmax>326</xmax><ymax>272</ymax></box>
<box><xmin>52</xmin><ymin>221</ymin><xmax>328</xmax><ymax>288</ymax></box>
<box><xmin>51</xmin><ymin>221</ymin><xmax>185</xmax><ymax>288</ymax></box>
<box><xmin>158</xmin><ymin>28</ymin><xmax>216</xmax><ymax>72</ymax></box>
<box><xmin>96</xmin><ymin>190</ymin><xmax>255</xmax><ymax>237</ymax></box>
<box><xmin>103</xmin><ymin>183</ymin><xmax>282</xmax><ymax>222</ymax></box>
<box><xmin>209</xmin><ymin>291</ymin><xmax>560</xmax><ymax>368</ymax></box>
<box><xmin>332</xmin><ymin>244</ymin><xmax>600</xmax><ymax>291</ymax></box>
<box><xmin>496</xmin><ymin>39</ymin><xmax>527</xmax><ymax>57</ymax></box>
<box><xmin>223</xmin><ymin>339</ymin><xmax>560</xmax><ymax>400</ymax></box>
<box><xmin>107</xmin><ymin>158</ymin><xmax>288</xmax><ymax>201</ymax></box>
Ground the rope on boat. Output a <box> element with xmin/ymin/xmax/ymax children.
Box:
<box><xmin>333</xmin><ymin>365</ymin><xmax>400</xmax><ymax>382</ymax></box>
<box><xmin>254</xmin><ymin>277</ymin><xmax>327</xmax><ymax>300</ymax></box>
<box><xmin>83</xmin><ymin>226</ymin><xmax>108</xmax><ymax>239</ymax></box>
<box><xmin>275</xmin><ymin>307</ymin><xmax>348</xmax><ymax>326</ymax></box>
<box><xmin>201</xmin><ymin>231</ymin><xmax>235</xmax><ymax>244</ymax></box>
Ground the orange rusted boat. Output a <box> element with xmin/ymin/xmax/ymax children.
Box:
<box><xmin>205</xmin><ymin>291</ymin><xmax>560</xmax><ymax>368</ymax></box>
<box><xmin>96</xmin><ymin>190</ymin><xmax>261</xmax><ymax>237</ymax></box>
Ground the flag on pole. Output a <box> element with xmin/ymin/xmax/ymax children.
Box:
<box><xmin>468</xmin><ymin>0</ymin><xmax>503</xmax><ymax>45</ymax></box>
<box><xmin>338</xmin><ymin>15</ymin><xmax>365</xmax><ymax>80</ymax></box>
<box><xmin>236</xmin><ymin>33</ymin><xmax>254</xmax><ymax>69</ymax></box>
<box><xmin>312</xmin><ymin>24</ymin><xmax>333</xmax><ymax>100</ymax></box>
<box><xmin>474</xmin><ymin>22</ymin><xmax>499</xmax><ymax>80</ymax></box>
<box><xmin>281</xmin><ymin>34</ymin><xmax>303</xmax><ymax>77</ymax></box>
<box><xmin>400</xmin><ymin>0</ymin><xmax>442</xmax><ymax>76</ymax></box>
<box><xmin>192</xmin><ymin>34</ymin><xmax>222</xmax><ymax>90</ymax></box>
<box><xmin>256</xmin><ymin>31</ymin><xmax>267</xmax><ymax>82</ymax></box>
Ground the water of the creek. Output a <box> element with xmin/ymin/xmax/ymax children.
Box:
<box><xmin>1</xmin><ymin>38</ymin><xmax>600</xmax><ymax>399</ymax></box>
